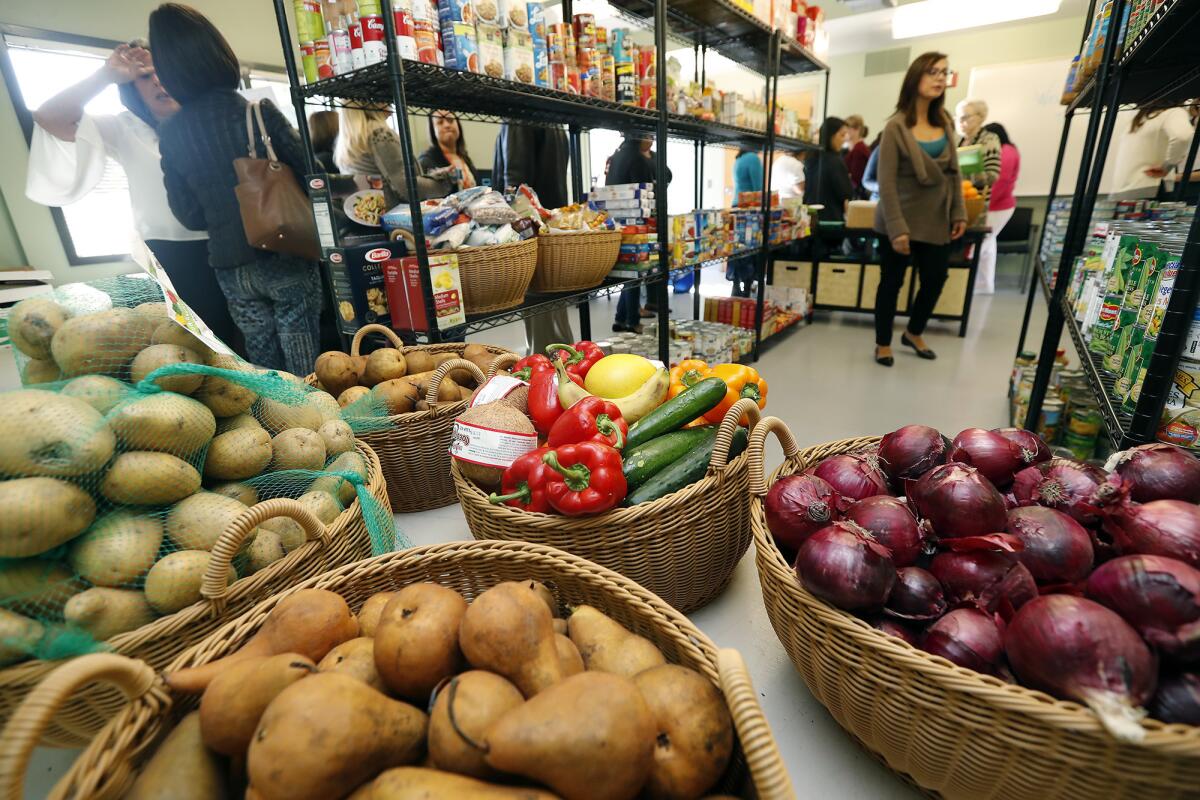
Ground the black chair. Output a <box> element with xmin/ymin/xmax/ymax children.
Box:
<box><xmin>996</xmin><ymin>207</ymin><xmax>1040</xmax><ymax>292</ymax></box>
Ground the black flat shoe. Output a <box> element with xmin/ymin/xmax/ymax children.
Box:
<box><xmin>901</xmin><ymin>334</ymin><xmax>937</xmax><ymax>360</ymax></box>
<box><xmin>875</xmin><ymin>350</ymin><xmax>894</xmax><ymax>367</ymax></box>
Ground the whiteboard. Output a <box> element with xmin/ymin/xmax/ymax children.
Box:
<box><xmin>968</xmin><ymin>58</ymin><xmax>1133</xmax><ymax>197</ymax></box>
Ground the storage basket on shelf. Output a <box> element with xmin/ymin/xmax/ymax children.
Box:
<box><xmin>0</xmin><ymin>524</ymin><xmax>794</xmax><ymax>800</ymax></box>
<box><xmin>454</xmin><ymin>237</ymin><xmax>538</xmax><ymax>313</ymax></box>
<box><xmin>746</xmin><ymin>418</ymin><xmax>1200</xmax><ymax>800</ymax></box>
<box><xmin>454</xmin><ymin>399</ymin><xmax>762</xmax><ymax>613</ymax></box>
<box><xmin>532</xmin><ymin>229</ymin><xmax>623</xmax><ymax>292</ymax></box>
<box><xmin>309</xmin><ymin>324</ymin><xmax>514</xmax><ymax>513</ymax></box>
<box><xmin>0</xmin><ymin>443</ymin><xmax>390</xmax><ymax>748</ymax></box>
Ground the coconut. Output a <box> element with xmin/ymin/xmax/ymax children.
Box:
<box><xmin>452</xmin><ymin>402</ymin><xmax>537</xmax><ymax>489</ymax></box>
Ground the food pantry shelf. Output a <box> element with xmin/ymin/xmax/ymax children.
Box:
<box><xmin>1059</xmin><ymin>295</ymin><xmax>1129</xmax><ymax>450</ymax></box>
<box><xmin>1120</xmin><ymin>0</ymin><xmax>1200</xmax><ymax>71</ymax></box>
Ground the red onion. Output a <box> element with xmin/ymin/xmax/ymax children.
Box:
<box><xmin>795</xmin><ymin>521</ymin><xmax>896</xmax><ymax>611</ymax></box>
<box><xmin>844</xmin><ymin>496</ymin><xmax>924</xmax><ymax>567</ymax></box>
<box><xmin>931</xmin><ymin>538</ymin><xmax>1037</xmax><ymax>614</ymax></box>
<box><xmin>922</xmin><ymin>608</ymin><xmax>1006</xmax><ymax>675</ymax></box>
<box><xmin>1006</xmin><ymin>595</ymin><xmax>1157</xmax><ymax>742</ymax></box>
<box><xmin>1100</xmin><ymin>499</ymin><xmax>1200</xmax><ymax>569</ymax></box>
<box><xmin>1006</xmin><ymin>506</ymin><xmax>1095</xmax><ymax>585</ymax></box>
<box><xmin>1108</xmin><ymin>444</ymin><xmax>1200</xmax><ymax>503</ymax></box>
<box><xmin>877</xmin><ymin>424</ymin><xmax>948</xmax><ymax>482</ymax></box>
<box><xmin>765</xmin><ymin>474</ymin><xmax>842</xmax><ymax>559</ymax></box>
<box><xmin>885</xmin><ymin>567</ymin><xmax>947</xmax><ymax>621</ymax></box>
<box><xmin>809</xmin><ymin>453</ymin><xmax>889</xmax><ymax>502</ymax></box>
<box><xmin>869</xmin><ymin>617</ymin><xmax>919</xmax><ymax>646</ymax></box>
<box><xmin>1151</xmin><ymin>672</ymin><xmax>1200</xmax><ymax>725</ymax></box>
<box><xmin>948</xmin><ymin>428</ymin><xmax>1024</xmax><ymax>488</ymax></box>
<box><xmin>910</xmin><ymin>462</ymin><xmax>1008</xmax><ymax>539</ymax></box>
<box><xmin>1086</xmin><ymin>554</ymin><xmax>1200</xmax><ymax>661</ymax></box>
<box><xmin>1013</xmin><ymin>458</ymin><xmax>1107</xmax><ymax>525</ymax></box>
<box><xmin>992</xmin><ymin>427</ymin><xmax>1052</xmax><ymax>465</ymax></box>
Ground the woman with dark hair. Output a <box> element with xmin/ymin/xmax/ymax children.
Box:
<box><xmin>1110</xmin><ymin>100</ymin><xmax>1194</xmax><ymax>199</ymax></box>
<box><xmin>804</xmin><ymin>116</ymin><xmax>854</xmax><ymax>224</ymax></box>
<box><xmin>872</xmin><ymin>51</ymin><xmax>966</xmax><ymax>367</ymax></box>
<box><xmin>418</xmin><ymin>110</ymin><xmax>477</xmax><ymax>188</ymax></box>
<box><xmin>979</xmin><ymin>122</ymin><xmax>1020</xmax><ymax>294</ymax></box>
<box><xmin>308</xmin><ymin>110</ymin><xmax>340</xmax><ymax>173</ymax></box>
<box><xmin>24</xmin><ymin>40</ymin><xmax>238</xmax><ymax>348</ymax></box>
<box><xmin>151</xmin><ymin>2</ymin><xmax>319</xmax><ymax>374</ymax></box>
<box><xmin>728</xmin><ymin>147</ymin><xmax>763</xmax><ymax>297</ymax></box>
<box><xmin>843</xmin><ymin>114</ymin><xmax>871</xmax><ymax>194</ymax></box>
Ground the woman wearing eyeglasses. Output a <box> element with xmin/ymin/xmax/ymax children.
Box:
<box><xmin>872</xmin><ymin>51</ymin><xmax>967</xmax><ymax>367</ymax></box>
<box><xmin>956</xmin><ymin>99</ymin><xmax>1002</xmax><ymax>293</ymax></box>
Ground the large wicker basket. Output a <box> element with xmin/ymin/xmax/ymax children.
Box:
<box><xmin>746</xmin><ymin>418</ymin><xmax>1200</xmax><ymax>800</ymax></box>
<box><xmin>0</xmin><ymin>442</ymin><xmax>390</xmax><ymax>748</ymax></box>
<box><xmin>454</xmin><ymin>237</ymin><xmax>538</xmax><ymax>313</ymax></box>
<box><xmin>0</xmin><ymin>528</ymin><xmax>795</xmax><ymax>800</ymax></box>
<box><xmin>455</xmin><ymin>398</ymin><xmax>761</xmax><ymax>613</ymax></box>
<box><xmin>532</xmin><ymin>229</ymin><xmax>622</xmax><ymax>292</ymax></box>
<box><xmin>315</xmin><ymin>325</ymin><xmax>514</xmax><ymax>513</ymax></box>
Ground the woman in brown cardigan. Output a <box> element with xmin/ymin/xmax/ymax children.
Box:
<box><xmin>873</xmin><ymin>51</ymin><xmax>967</xmax><ymax>366</ymax></box>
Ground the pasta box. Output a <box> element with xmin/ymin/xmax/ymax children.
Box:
<box><xmin>384</xmin><ymin>251</ymin><xmax>467</xmax><ymax>333</ymax></box>
<box><xmin>324</xmin><ymin>242</ymin><xmax>395</xmax><ymax>335</ymax></box>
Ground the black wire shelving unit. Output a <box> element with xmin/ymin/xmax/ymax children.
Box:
<box><xmin>269</xmin><ymin>0</ymin><xmax>827</xmax><ymax>360</ymax></box>
<box><xmin>1022</xmin><ymin>0</ymin><xmax>1200</xmax><ymax>449</ymax></box>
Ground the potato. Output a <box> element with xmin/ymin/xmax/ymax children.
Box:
<box><xmin>51</xmin><ymin>307</ymin><xmax>154</xmax><ymax>376</ymax></box>
<box><xmin>246</xmin><ymin>529</ymin><xmax>286</xmax><ymax>573</ymax></box>
<box><xmin>258</xmin><ymin>394</ymin><xmax>324</xmax><ymax>434</ymax></box>
<box><xmin>168</xmin><ymin>491</ymin><xmax>254</xmax><ymax>551</ymax></box>
<box><xmin>0</xmin><ymin>390</ymin><xmax>116</xmax><ymax>477</ymax></box>
<box><xmin>338</xmin><ymin>385</ymin><xmax>370</xmax><ymax>408</ymax></box>
<box><xmin>64</xmin><ymin>587</ymin><xmax>155</xmax><ymax>641</ymax></box>
<box><xmin>216</xmin><ymin>412</ymin><xmax>263</xmax><ymax>434</ymax></box>
<box><xmin>130</xmin><ymin>344</ymin><xmax>206</xmax><ymax>395</ymax></box>
<box><xmin>100</xmin><ymin>452</ymin><xmax>201</xmax><ymax>506</ymax></box>
<box><xmin>0</xmin><ymin>561</ymin><xmax>80</xmax><ymax>618</ymax></box>
<box><xmin>134</xmin><ymin>301</ymin><xmax>170</xmax><ymax>320</ymax></box>
<box><xmin>372</xmin><ymin>379</ymin><xmax>419</xmax><ymax>414</ymax></box>
<box><xmin>362</xmin><ymin>349</ymin><xmax>407</xmax><ymax>387</ymax></box>
<box><xmin>195</xmin><ymin>353</ymin><xmax>257</xmax><ymax>418</ymax></box>
<box><xmin>318</xmin><ymin>419</ymin><xmax>355</xmax><ymax>457</ymax></box>
<box><xmin>0</xmin><ymin>609</ymin><xmax>44</xmax><ymax>667</ymax></box>
<box><xmin>8</xmin><ymin>297</ymin><xmax>68</xmax><ymax>360</ymax></box>
<box><xmin>144</xmin><ymin>550</ymin><xmax>229</xmax><ymax>615</ymax></box>
<box><xmin>297</xmin><ymin>490</ymin><xmax>342</xmax><ymax>524</ymax></box>
<box><xmin>315</xmin><ymin>352</ymin><xmax>360</xmax><ymax>398</ymax></box>
<box><xmin>21</xmin><ymin>358</ymin><xmax>62</xmax><ymax>385</ymax></box>
<box><xmin>309</xmin><ymin>450</ymin><xmax>367</xmax><ymax>507</ymax></box>
<box><xmin>60</xmin><ymin>375</ymin><xmax>129</xmax><ymax>413</ymax></box>
<box><xmin>211</xmin><ymin>482</ymin><xmax>259</xmax><ymax>506</ymax></box>
<box><xmin>151</xmin><ymin>320</ymin><xmax>213</xmax><ymax>358</ymax></box>
<box><xmin>0</xmin><ymin>477</ymin><xmax>96</xmax><ymax>558</ymax></box>
<box><xmin>429</xmin><ymin>375</ymin><xmax>462</xmax><ymax>404</ymax></box>
<box><xmin>109</xmin><ymin>393</ymin><xmax>216</xmax><ymax>455</ymax></box>
<box><xmin>204</xmin><ymin>428</ymin><xmax>273</xmax><ymax>481</ymax></box>
<box><xmin>259</xmin><ymin>516</ymin><xmax>308</xmax><ymax>553</ymax></box>
<box><xmin>462</xmin><ymin>343</ymin><xmax>497</xmax><ymax>376</ymax></box>
<box><xmin>271</xmin><ymin>428</ymin><xmax>327</xmax><ymax>472</ymax></box>
<box><xmin>403</xmin><ymin>350</ymin><xmax>435</xmax><ymax>374</ymax></box>
<box><xmin>69</xmin><ymin>511</ymin><xmax>163</xmax><ymax>587</ymax></box>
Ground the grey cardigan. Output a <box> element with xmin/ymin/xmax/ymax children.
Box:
<box><xmin>873</xmin><ymin>112</ymin><xmax>966</xmax><ymax>246</ymax></box>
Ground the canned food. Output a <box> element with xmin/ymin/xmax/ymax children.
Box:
<box><xmin>314</xmin><ymin>38</ymin><xmax>334</xmax><ymax>79</ymax></box>
<box><xmin>357</xmin><ymin>0</ymin><xmax>383</xmax><ymax>15</ymax></box>
<box><xmin>566</xmin><ymin>64</ymin><xmax>581</xmax><ymax>94</ymax></box>
<box><xmin>573</xmin><ymin>14</ymin><xmax>596</xmax><ymax>48</ymax></box>
<box><xmin>393</xmin><ymin>4</ymin><xmax>417</xmax><ymax>60</ymax></box>
<box><xmin>1064</xmin><ymin>430</ymin><xmax>1098</xmax><ymax>461</ymax></box>
<box><xmin>1039</xmin><ymin>398</ymin><xmax>1064</xmax><ymax>443</ymax></box>
<box><xmin>413</xmin><ymin>19</ymin><xmax>439</xmax><ymax>64</ymax></box>
<box><xmin>361</xmin><ymin>16</ymin><xmax>387</xmax><ymax>64</ymax></box>
<box><xmin>329</xmin><ymin>26</ymin><xmax>353</xmax><ymax>75</ymax></box>
<box><xmin>300</xmin><ymin>41</ymin><xmax>318</xmax><ymax>83</ymax></box>
<box><xmin>294</xmin><ymin>0</ymin><xmax>325</xmax><ymax>43</ymax></box>
<box><xmin>349</xmin><ymin>21</ymin><xmax>365</xmax><ymax>69</ymax></box>
<box><xmin>1068</xmin><ymin>404</ymin><xmax>1102</xmax><ymax>438</ymax></box>
<box><xmin>1183</xmin><ymin>307</ymin><xmax>1200</xmax><ymax>363</ymax></box>
<box><xmin>550</xmin><ymin>60</ymin><xmax>569</xmax><ymax>92</ymax></box>
<box><xmin>1159</xmin><ymin>407</ymin><xmax>1200</xmax><ymax>448</ymax></box>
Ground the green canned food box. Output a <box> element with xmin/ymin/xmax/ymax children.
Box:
<box><xmin>1103</xmin><ymin>305</ymin><xmax>1141</xmax><ymax>373</ymax></box>
<box><xmin>1089</xmin><ymin>297</ymin><xmax>1123</xmax><ymax>355</ymax></box>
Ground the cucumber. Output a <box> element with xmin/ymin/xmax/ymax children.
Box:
<box><xmin>624</xmin><ymin>377</ymin><xmax>727</xmax><ymax>450</ymax></box>
<box><xmin>625</xmin><ymin>425</ymin><xmax>750</xmax><ymax>506</ymax></box>
<box><xmin>622</xmin><ymin>425</ymin><xmax>718</xmax><ymax>491</ymax></box>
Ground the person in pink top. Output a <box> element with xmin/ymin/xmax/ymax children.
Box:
<box><xmin>976</xmin><ymin>122</ymin><xmax>1019</xmax><ymax>294</ymax></box>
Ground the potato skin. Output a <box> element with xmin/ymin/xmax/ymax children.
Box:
<box><xmin>60</xmin><ymin>375</ymin><xmax>129</xmax><ymax>413</ymax></box>
<box><xmin>204</xmin><ymin>428</ymin><xmax>273</xmax><ymax>481</ymax></box>
<box><xmin>109</xmin><ymin>393</ymin><xmax>216</xmax><ymax>454</ymax></box>
<box><xmin>315</xmin><ymin>352</ymin><xmax>361</xmax><ymax>398</ymax></box>
<box><xmin>130</xmin><ymin>344</ymin><xmax>206</xmax><ymax>395</ymax></box>
<box><xmin>101</xmin><ymin>452</ymin><xmax>200</xmax><ymax>506</ymax></box>
<box><xmin>51</xmin><ymin>307</ymin><xmax>154</xmax><ymax>377</ymax></box>
<box><xmin>69</xmin><ymin>511</ymin><xmax>163</xmax><ymax>587</ymax></box>
<box><xmin>8</xmin><ymin>297</ymin><xmax>68</xmax><ymax>360</ymax></box>
<box><xmin>0</xmin><ymin>477</ymin><xmax>96</xmax><ymax>558</ymax></box>
<box><xmin>0</xmin><ymin>390</ymin><xmax>116</xmax><ymax>477</ymax></box>
<box><xmin>271</xmin><ymin>428</ymin><xmax>327</xmax><ymax>472</ymax></box>
<box><xmin>0</xmin><ymin>609</ymin><xmax>44</xmax><ymax>667</ymax></box>
<box><xmin>144</xmin><ymin>550</ymin><xmax>227</xmax><ymax>614</ymax></box>
<box><xmin>168</xmin><ymin>492</ymin><xmax>255</xmax><ymax>551</ymax></box>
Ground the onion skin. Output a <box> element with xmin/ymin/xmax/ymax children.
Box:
<box><xmin>885</xmin><ymin>567</ymin><xmax>947</xmax><ymax>621</ymax></box>
<box><xmin>1150</xmin><ymin>672</ymin><xmax>1200</xmax><ymax>725</ymax></box>
<box><xmin>765</xmin><ymin>474</ymin><xmax>842</xmax><ymax>560</ymax></box>
<box><xmin>1100</xmin><ymin>499</ymin><xmax>1200</xmax><ymax>569</ymax></box>
<box><xmin>869</xmin><ymin>617</ymin><xmax>919</xmax><ymax>646</ymax></box>
<box><xmin>1110</xmin><ymin>444</ymin><xmax>1200</xmax><ymax>504</ymax></box>
<box><xmin>795</xmin><ymin>521</ymin><xmax>897</xmax><ymax>611</ymax></box>
<box><xmin>922</xmin><ymin>608</ymin><xmax>1006</xmax><ymax>675</ymax></box>
<box><xmin>1006</xmin><ymin>506</ymin><xmax>1095</xmax><ymax>585</ymax></box>
<box><xmin>948</xmin><ymin>428</ymin><xmax>1024</xmax><ymax>488</ymax></box>
<box><xmin>930</xmin><ymin>550</ymin><xmax>1038</xmax><ymax>613</ymax></box>
<box><xmin>844</xmin><ymin>496</ymin><xmax>924</xmax><ymax>567</ymax></box>
<box><xmin>1006</xmin><ymin>595</ymin><xmax>1157</xmax><ymax>742</ymax></box>
<box><xmin>877</xmin><ymin>424</ymin><xmax>948</xmax><ymax>482</ymax></box>
<box><xmin>1015</xmin><ymin>458</ymin><xmax>1107</xmax><ymax>525</ymax></box>
<box><xmin>810</xmin><ymin>453</ymin><xmax>890</xmax><ymax>502</ymax></box>
<box><xmin>910</xmin><ymin>462</ymin><xmax>1008</xmax><ymax>539</ymax></box>
<box><xmin>1086</xmin><ymin>554</ymin><xmax>1200</xmax><ymax>661</ymax></box>
<box><xmin>993</xmin><ymin>427</ymin><xmax>1052</xmax><ymax>465</ymax></box>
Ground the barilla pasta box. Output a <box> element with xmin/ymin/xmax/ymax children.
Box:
<box><xmin>383</xmin><ymin>251</ymin><xmax>466</xmax><ymax>333</ymax></box>
<box><xmin>325</xmin><ymin>242</ymin><xmax>394</xmax><ymax>335</ymax></box>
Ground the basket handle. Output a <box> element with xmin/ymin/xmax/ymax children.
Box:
<box><xmin>748</xmin><ymin>416</ymin><xmax>802</xmax><ymax>497</ymax></box>
<box><xmin>717</xmin><ymin>648</ymin><xmax>796</xmax><ymax>800</ymax></box>
<box><xmin>485</xmin><ymin>351</ymin><xmax>520</xmax><ymax>379</ymax></box>
<box><xmin>0</xmin><ymin>654</ymin><xmax>163</xmax><ymax>800</ymax></box>
<box><xmin>425</xmin><ymin>358</ymin><xmax>486</xmax><ymax>405</ymax></box>
<box><xmin>709</xmin><ymin>398</ymin><xmax>763</xmax><ymax>472</ymax></box>
<box><xmin>350</xmin><ymin>323</ymin><xmax>405</xmax><ymax>356</ymax></box>
<box><xmin>200</xmin><ymin>498</ymin><xmax>328</xmax><ymax>613</ymax></box>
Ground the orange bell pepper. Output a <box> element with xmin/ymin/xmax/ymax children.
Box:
<box><xmin>668</xmin><ymin>360</ymin><xmax>767</xmax><ymax>424</ymax></box>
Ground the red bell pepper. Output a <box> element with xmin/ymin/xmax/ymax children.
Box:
<box><xmin>542</xmin><ymin>441</ymin><xmax>627</xmax><ymax>516</ymax></box>
<box><xmin>488</xmin><ymin>446</ymin><xmax>553</xmax><ymax>513</ymax></box>
<box><xmin>547</xmin><ymin>396</ymin><xmax>627</xmax><ymax>449</ymax></box>
<box><xmin>547</xmin><ymin>341</ymin><xmax>604</xmax><ymax>379</ymax></box>
<box><xmin>512</xmin><ymin>354</ymin><xmax>553</xmax><ymax>382</ymax></box>
<box><xmin>528</xmin><ymin>367</ymin><xmax>584</xmax><ymax>437</ymax></box>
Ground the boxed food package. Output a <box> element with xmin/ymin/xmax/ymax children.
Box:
<box><xmin>477</xmin><ymin>23</ymin><xmax>505</xmax><ymax>78</ymax></box>
<box><xmin>472</xmin><ymin>0</ymin><xmax>502</xmax><ymax>27</ymax></box>
<box><xmin>384</xmin><ymin>251</ymin><xmax>467</xmax><ymax>333</ymax></box>
<box><xmin>437</xmin><ymin>0</ymin><xmax>471</xmax><ymax>23</ymax></box>
<box><xmin>588</xmin><ymin>183</ymin><xmax>653</xmax><ymax>201</ymax></box>
<box><xmin>846</xmin><ymin>200</ymin><xmax>877</xmax><ymax>229</ymax></box>
<box><xmin>527</xmin><ymin>1</ymin><xmax>545</xmax><ymax>41</ymax></box>
<box><xmin>532</xmin><ymin>42</ymin><xmax>549</xmax><ymax>86</ymax></box>
<box><xmin>498</xmin><ymin>0</ymin><xmax>529</xmax><ymax>29</ymax></box>
<box><xmin>441</xmin><ymin>21</ymin><xmax>479</xmax><ymax>72</ymax></box>
<box><xmin>503</xmin><ymin>28</ymin><xmax>535</xmax><ymax>83</ymax></box>
<box><xmin>325</xmin><ymin>242</ymin><xmax>395</xmax><ymax>335</ymax></box>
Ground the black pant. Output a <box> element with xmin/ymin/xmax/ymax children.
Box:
<box><xmin>146</xmin><ymin>238</ymin><xmax>243</xmax><ymax>356</ymax></box>
<box><xmin>874</xmin><ymin>237</ymin><xmax>950</xmax><ymax>347</ymax></box>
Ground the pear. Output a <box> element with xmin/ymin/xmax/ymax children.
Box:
<box><xmin>554</xmin><ymin>634</ymin><xmax>584</xmax><ymax>677</ymax></box>
<box><xmin>319</xmin><ymin>637</ymin><xmax>385</xmax><ymax>691</ymax></box>
<box><xmin>356</xmin><ymin>591</ymin><xmax>398</xmax><ymax>636</ymax></box>
<box><xmin>126</xmin><ymin>712</ymin><xmax>228</xmax><ymax>800</ymax></box>
<box><xmin>199</xmin><ymin>653</ymin><xmax>316</xmax><ymax>756</ymax></box>
<box><xmin>567</xmin><ymin>605</ymin><xmax>666</xmax><ymax>677</ymax></box>
<box><xmin>485</xmin><ymin>671</ymin><xmax>655</xmax><ymax>800</ymax></box>
<box><xmin>428</xmin><ymin>670</ymin><xmax>524</xmax><ymax>780</ymax></box>
<box><xmin>459</xmin><ymin>581</ymin><xmax>563</xmax><ymax>697</ymax></box>
<box><xmin>374</xmin><ymin>583</ymin><xmax>468</xmax><ymax>701</ymax></box>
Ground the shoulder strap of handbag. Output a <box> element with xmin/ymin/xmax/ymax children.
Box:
<box><xmin>244</xmin><ymin>99</ymin><xmax>280</xmax><ymax>163</ymax></box>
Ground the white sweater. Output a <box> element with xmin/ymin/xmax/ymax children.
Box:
<box><xmin>1110</xmin><ymin>107</ymin><xmax>1195</xmax><ymax>199</ymax></box>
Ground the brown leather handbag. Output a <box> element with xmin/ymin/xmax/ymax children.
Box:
<box><xmin>234</xmin><ymin>100</ymin><xmax>321</xmax><ymax>261</ymax></box>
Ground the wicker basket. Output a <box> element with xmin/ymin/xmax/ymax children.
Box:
<box><xmin>746</xmin><ymin>419</ymin><xmax>1200</xmax><ymax>800</ymax></box>
<box><xmin>311</xmin><ymin>325</ymin><xmax>515</xmax><ymax>513</ymax></box>
<box><xmin>0</xmin><ymin>530</ymin><xmax>795</xmax><ymax>800</ymax></box>
<box><xmin>532</xmin><ymin>229</ymin><xmax>622</xmax><ymax>292</ymax></box>
<box><xmin>455</xmin><ymin>398</ymin><xmax>762</xmax><ymax>613</ymax></box>
<box><xmin>453</xmin><ymin>238</ymin><xmax>538</xmax><ymax>313</ymax></box>
<box><xmin>0</xmin><ymin>444</ymin><xmax>390</xmax><ymax>748</ymax></box>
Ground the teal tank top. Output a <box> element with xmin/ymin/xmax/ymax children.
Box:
<box><xmin>918</xmin><ymin>135</ymin><xmax>947</xmax><ymax>158</ymax></box>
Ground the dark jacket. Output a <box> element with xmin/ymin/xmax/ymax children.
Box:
<box><xmin>417</xmin><ymin>144</ymin><xmax>478</xmax><ymax>186</ymax></box>
<box><xmin>804</xmin><ymin>149</ymin><xmax>854</xmax><ymax>223</ymax></box>
<box><xmin>492</xmin><ymin>124</ymin><xmax>569</xmax><ymax>207</ymax></box>
<box><xmin>605</xmin><ymin>140</ymin><xmax>670</xmax><ymax>186</ymax></box>
<box><xmin>159</xmin><ymin>90</ymin><xmax>310</xmax><ymax>269</ymax></box>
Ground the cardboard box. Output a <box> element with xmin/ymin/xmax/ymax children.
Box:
<box><xmin>846</xmin><ymin>200</ymin><xmax>877</xmax><ymax>230</ymax></box>
<box><xmin>532</xmin><ymin>42</ymin><xmax>549</xmax><ymax>86</ymax></box>
<box><xmin>503</xmin><ymin>28</ymin><xmax>534</xmax><ymax>83</ymax></box>
<box><xmin>325</xmin><ymin>242</ymin><xmax>396</xmax><ymax>335</ymax></box>
<box><xmin>527</xmin><ymin>1</ymin><xmax>545</xmax><ymax>40</ymax></box>
<box><xmin>477</xmin><ymin>23</ymin><xmax>505</xmax><ymax>78</ymax></box>
<box><xmin>498</xmin><ymin>0</ymin><xmax>529</xmax><ymax>29</ymax></box>
<box><xmin>441</xmin><ymin>21</ymin><xmax>479</xmax><ymax>72</ymax></box>
<box><xmin>384</xmin><ymin>251</ymin><xmax>466</xmax><ymax>333</ymax></box>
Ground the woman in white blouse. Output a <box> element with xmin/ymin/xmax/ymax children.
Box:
<box><xmin>25</xmin><ymin>41</ymin><xmax>238</xmax><ymax>348</ymax></box>
<box><xmin>1110</xmin><ymin>102</ymin><xmax>1196</xmax><ymax>200</ymax></box>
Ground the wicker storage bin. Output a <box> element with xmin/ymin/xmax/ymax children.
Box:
<box><xmin>454</xmin><ymin>238</ymin><xmax>538</xmax><ymax>313</ymax></box>
<box><xmin>0</xmin><ymin>443</ymin><xmax>390</xmax><ymax>748</ymax></box>
<box><xmin>1</xmin><ymin>530</ymin><xmax>795</xmax><ymax>800</ymax></box>
<box><xmin>310</xmin><ymin>325</ymin><xmax>515</xmax><ymax>513</ymax></box>
<box><xmin>455</xmin><ymin>399</ymin><xmax>761</xmax><ymax>613</ymax></box>
<box><xmin>746</xmin><ymin>418</ymin><xmax>1200</xmax><ymax>800</ymax></box>
<box><xmin>532</xmin><ymin>230</ymin><xmax>622</xmax><ymax>292</ymax></box>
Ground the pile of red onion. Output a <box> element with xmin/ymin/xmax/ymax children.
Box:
<box><xmin>763</xmin><ymin>424</ymin><xmax>1200</xmax><ymax>740</ymax></box>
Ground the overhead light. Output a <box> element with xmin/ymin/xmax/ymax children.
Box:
<box><xmin>892</xmin><ymin>0</ymin><xmax>1062</xmax><ymax>39</ymax></box>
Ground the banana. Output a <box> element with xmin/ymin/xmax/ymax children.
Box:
<box><xmin>553</xmin><ymin>361</ymin><xmax>670</xmax><ymax>424</ymax></box>
<box><xmin>554</xmin><ymin>362</ymin><xmax>592</xmax><ymax>409</ymax></box>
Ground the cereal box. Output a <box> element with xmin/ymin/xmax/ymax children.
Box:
<box><xmin>476</xmin><ymin>23</ymin><xmax>505</xmax><ymax>78</ymax></box>
<box><xmin>527</xmin><ymin>1</ymin><xmax>545</xmax><ymax>41</ymax></box>
<box><xmin>498</xmin><ymin>0</ymin><xmax>529</xmax><ymax>29</ymax></box>
<box><xmin>472</xmin><ymin>0</ymin><xmax>501</xmax><ymax>27</ymax></box>
<box><xmin>441</xmin><ymin>20</ymin><xmax>479</xmax><ymax>72</ymax></box>
<box><xmin>384</xmin><ymin>251</ymin><xmax>466</xmax><ymax>333</ymax></box>
<box><xmin>532</xmin><ymin>41</ymin><xmax>549</xmax><ymax>86</ymax></box>
<box><xmin>503</xmin><ymin>28</ymin><xmax>535</xmax><ymax>84</ymax></box>
<box><xmin>437</xmin><ymin>0</ymin><xmax>472</xmax><ymax>23</ymax></box>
